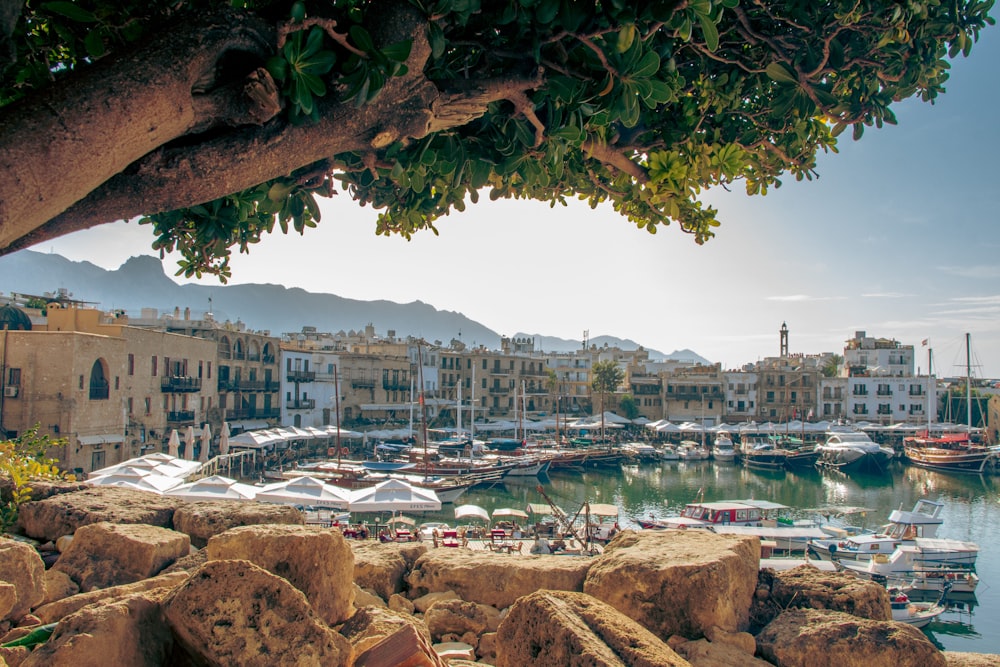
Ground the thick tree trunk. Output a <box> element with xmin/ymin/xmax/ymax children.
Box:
<box><xmin>0</xmin><ymin>8</ymin><xmax>278</xmax><ymax>249</ymax></box>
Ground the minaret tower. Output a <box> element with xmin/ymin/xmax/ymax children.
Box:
<box><xmin>779</xmin><ymin>322</ymin><xmax>789</xmax><ymax>358</ymax></box>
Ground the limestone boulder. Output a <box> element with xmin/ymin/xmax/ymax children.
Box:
<box><xmin>751</xmin><ymin>565</ymin><xmax>890</xmax><ymax>631</ymax></box>
<box><xmin>34</xmin><ymin>571</ymin><xmax>190</xmax><ymax>625</ymax></box>
<box><xmin>944</xmin><ymin>653</ymin><xmax>1000</xmax><ymax>666</ymax></box>
<box><xmin>583</xmin><ymin>530</ymin><xmax>758</xmax><ymax>640</ymax></box>
<box><xmin>407</xmin><ymin>550</ymin><xmax>592</xmax><ymax>609</ymax></box>
<box><xmin>355</xmin><ymin>584</ymin><xmax>387</xmax><ymax>608</ymax></box>
<box><xmin>172</xmin><ymin>500</ymin><xmax>303</xmax><ymax>548</ymax></box>
<box><xmin>351</xmin><ymin>541</ymin><xmax>428</xmax><ymax>600</ymax></box>
<box><xmin>51</xmin><ymin>522</ymin><xmax>190</xmax><ymax>591</ymax></box>
<box><xmin>21</xmin><ymin>590</ymin><xmax>174</xmax><ymax>667</ymax></box>
<box><xmin>16</xmin><ymin>487</ymin><xmax>178</xmax><ymax>542</ymax></box>
<box><xmin>0</xmin><ymin>478</ymin><xmax>87</xmax><ymax>505</ymax></box>
<box><xmin>413</xmin><ymin>590</ymin><xmax>460</xmax><ymax>613</ymax></box>
<box><xmin>756</xmin><ymin>608</ymin><xmax>947</xmax><ymax>667</ymax></box>
<box><xmin>162</xmin><ymin>559</ymin><xmax>351</xmax><ymax>667</ymax></box>
<box><xmin>0</xmin><ymin>540</ymin><xmax>45</xmax><ymax>621</ymax></box>
<box><xmin>340</xmin><ymin>604</ymin><xmax>433</xmax><ymax>656</ymax></box>
<box><xmin>1</xmin><ymin>645</ymin><xmax>29</xmax><ymax>666</ymax></box>
<box><xmin>496</xmin><ymin>590</ymin><xmax>690</xmax><ymax>667</ymax></box>
<box><xmin>672</xmin><ymin>638</ymin><xmax>772</xmax><ymax>667</ymax></box>
<box><xmin>353</xmin><ymin>622</ymin><xmax>447</xmax><ymax>667</ymax></box>
<box><xmin>207</xmin><ymin>524</ymin><xmax>355</xmax><ymax>626</ymax></box>
<box><xmin>389</xmin><ymin>593</ymin><xmax>415</xmax><ymax>614</ymax></box>
<box><xmin>159</xmin><ymin>547</ymin><xmax>207</xmax><ymax>574</ymax></box>
<box><xmin>40</xmin><ymin>570</ymin><xmax>78</xmax><ymax>606</ymax></box>
<box><xmin>0</xmin><ymin>583</ymin><xmax>15</xmax><ymax>620</ymax></box>
<box><xmin>425</xmin><ymin>599</ymin><xmax>501</xmax><ymax>641</ymax></box>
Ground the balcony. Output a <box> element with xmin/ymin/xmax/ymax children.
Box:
<box><xmin>852</xmin><ymin>389</ymin><xmax>868</xmax><ymax>396</ymax></box>
<box><xmin>909</xmin><ymin>389</ymin><xmax>925</xmax><ymax>397</ymax></box>
<box><xmin>876</xmin><ymin>389</ymin><xmax>893</xmax><ymax>396</ymax></box>
<box><xmin>351</xmin><ymin>379</ymin><xmax>376</xmax><ymax>389</ymax></box>
<box><xmin>383</xmin><ymin>380</ymin><xmax>410</xmax><ymax>391</ymax></box>
<box><xmin>167</xmin><ymin>410</ymin><xmax>195</xmax><ymax>423</ymax></box>
<box><xmin>632</xmin><ymin>386</ymin><xmax>661</xmax><ymax>395</ymax></box>
<box><xmin>160</xmin><ymin>376</ymin><xmax>201</xmax><ymax>393</ymax></box>
<box><xmin>287</xmin><ymin>369</ymin><xmax>316</xmax><ymax>382</ymax></box>
<box><xmin>286</xmin><ymin>399</ymin><xmax>316</xmax><ymax>410</ymax></box>
<box><xmin>235</xmin><ymin>379</ymin><xmax>280</xmax><ymax>392</ymax></box>
<box><xmin>488</xmin><ymin>387</ymin><xmax>510</xmax><ymax>394</ymax></box>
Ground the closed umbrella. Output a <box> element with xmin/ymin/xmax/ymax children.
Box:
<box><xmin>167</xmin><ymin>429</ymin><xmax>180</xmax><ymax>458</ymax></box>
<box><xmin>184</xmin><ymin>425</ymin><xmax>196</xmax><ymax>460</ymax></box>
<box><xmin>219</xmin><ymin>422</ymin><xmax>230</xmax><ymax>455</ymax></box>
<box><xmin>199</xmin><ymin>423</ymin><xmax>212</xmax><ymax>462</ymax></box>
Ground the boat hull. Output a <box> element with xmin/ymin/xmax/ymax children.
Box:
<box><xmin>904</xmin><ymin>444</ymin><xmax>999</xmax><ymax>474</ymax></box>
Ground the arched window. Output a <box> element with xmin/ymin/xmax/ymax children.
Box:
<box><xmin>89</xmin><ymin>359</ymin><xmax>110</xmax><ymax>400</ymax></box>
<box><xmin>219</xmin><ymin>336</ymin><xmax>232</xmax><ymax>360</ymax></box>
<box><xmin>233</xmin><ymin>339</ymin><xmax>245</xmax><ymax>361</ymax></box>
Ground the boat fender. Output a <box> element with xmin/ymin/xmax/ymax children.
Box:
<box><xmin>341</xmin><ymin>448</ymin><xmax>349</xmax><ymax>456</ymax></box>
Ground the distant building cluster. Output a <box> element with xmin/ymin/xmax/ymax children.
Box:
<box><xmin>0</xmin><ymin>291</ymin><xmax>987</xmax><ymax>474</ymax></box>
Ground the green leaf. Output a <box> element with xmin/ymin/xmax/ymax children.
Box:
<box><xmin>83</xmin><ymin>30</ymin><xmax>105</xmax><ymax>59</ymax></box>
<box><xmin>381</xmin><ymin>39</ymin><xmax>412</xmax><ymax>63</ymax></box>
<box><xmin>41</xmin><ymin>2</ymin><xmax>97</xmax><ymax>23</ymax></box>
<box><xmin>765</xmin><ymin>62</ymin><xmax>797</xmax><ymax>85</ymax></box>
<box><xmin>350</xmin><ymin>25</ymin><xmax>376</xmax><ymax>54</ymax></box>
<box><xmin>698</xmin><ymin>13</ymin><xmax>719</xmax><ymax>52</ymax></box>
<box><xmin>632</xmin><ymin>51</ymin><xmax>661</xmax><ymax>78</ymax></box>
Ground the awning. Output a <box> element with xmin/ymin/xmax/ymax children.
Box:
<box><xmin>77</xmin><ymin>433</ymin><xmax>125</xmax><ymax>446</ymax></box>
<box><xmin>228</xmin><ymin>420</ymin><xmax>270</xmax><ymax>431</ymax></box>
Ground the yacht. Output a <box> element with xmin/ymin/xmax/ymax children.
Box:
<box><xmin>816</xmin><ymin>431</ymin><xmax>893</xmax><ymax>474</ymax></box>
<box><xmin>809</xmin><ymin>499</ymin><xmax>946</xmax><ymax>562</ymax></box>
<box><xmin>711</xmin><ymin>432</ymin><xmax>737</xmax><ymax>462</ymax></box>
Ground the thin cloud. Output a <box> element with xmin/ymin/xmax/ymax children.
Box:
<box><xmin>766</xmin><ymin>295</ymin><xmax>846</xmax><ymax>302</ymax></box>
<box><xmin>861</xmin><ymin>292</ymin><xmax>912</xmax><ymax>299</ymax></box>
<box><xmin>937</xmin><ymin>264</ymin><xmax>1000</xmax><ymax>279</ymax></box>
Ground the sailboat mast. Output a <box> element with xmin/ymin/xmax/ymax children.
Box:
<box><xmin>966</xmin><ymin>332</ymin><xmax>972</xmax><ymax>430</ymax></box>
<box><xmin>471</xmin><ymin>364</ymin><xmax>476</xmax><ymax>441</ymax></box>
<box><xmin>334</xmin><ymin>364</ymin><xmax>341</xmax><ymax>465</ymax></box>
<box><xmin>456</xmin><ymin>379</ymin><xmax>462</xmax><ymax>437</ymax></box>
<box><xmin>927</xmin><ymin>346</ymin><xmax>934</xmax><ymax>433</ymax></box>
<box><xmin>418</xmin><ymin>343</ymin><xmax>429</xmax><ymax>479</ymax></box>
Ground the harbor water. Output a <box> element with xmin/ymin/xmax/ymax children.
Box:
<box><xmin>415</xmin><ymin>459</ymin><xmax>1000</xmax><ymax>654</ymax></box>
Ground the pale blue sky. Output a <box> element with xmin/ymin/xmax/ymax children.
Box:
<box><xmin>35</xmin><ymin>26</ymin><xmax>1000</xmax><ymax>378</ymax></box>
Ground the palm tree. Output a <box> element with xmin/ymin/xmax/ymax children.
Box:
<box><xmin>592</xmin><ymin>360</ymin><xmax>624</xmax><ymax>448</ymax></box>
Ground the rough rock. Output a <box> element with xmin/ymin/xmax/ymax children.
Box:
<box><xmin>0</xmin><ymin>540</ymin><xmax>45</xmax><ymax>621</ymax></box>
<box><xmin>703</xmin><ymin>625</ymin><xmax>755</xmax><ymax>655</ymax></box>
<box><xmin>390</xmin><ymin>593</ymin><xmax>416</xmax><ymax>614</ymax></box>
<box><xmin>477</xmin><ymin>632</ymin><xmax>497</xmax><ymax>664</ymax></box>
<box><xmin>21</xmin><ymin>590</ymin><xmax>174</xmax><ymax>667</ymax></box>
<box><xmin>0</xmin><ymin>584</ymin><xmax>14</xmax><ymax>621</ymax></box>
<box><xmin>0</xmin><ymin>479</ymin><xmax>87</xmax><ymax>505</ymax></box>
<box><xmin>159</xmin><ymin>547</ymin><xmax>207</xmax><ymax>574</ymax></box>
<box><xmin>757</xmin><ymin>607</ymin><xmax>947</xmax><ymax>667</ymax></box>
<box><xmin>408</xmin><ymin>550</ymin><xmax>592</xmax><ymax>609</ymax></box>
<box><xmin>751</xmin><ymin>565</ymin><xmax>890</xmax><ymax>630</ymax></box>
<box><xmin>356</xmin><ymin>584</ymin><xmax>387</xmax><ymax>608</ymax></box>
<box><xmin>340</xmin><ymin>604</ymin><xmax>433</xmax><ymax>656</ymax></box>
<box><xmin>353</xmin><ymin>622</ymin><xmax>447</xmax><ymax>667</ymax></box>
<box><xmin>496</xmin><ymin>590</ymin><xmax>690</xmax><ymax>667</ymax></box>
<box><xmin>425</xmin><ymin>599</ymin><xmax>501</xmax><ymax>641</ymax></box>
<box><xmin>172</xmin><ymin>500</ymin><xmax>303</xmax><ymax>548</ymax></box>
<box><xmin>583</xmin><ymin>530</ymin><xmax>758</xmax><ymax>639</ymax></box>
<box><xmin>672</xmin><ymin>638</ymin><xmax>772</xmax><ymax>667</ymax></box>
<box><xmin>352</xmin><ymin>541</ymin><xmax>428</xmax><ymax>600</ymax></box>
<box><xmin>16</xmin><ymin>487</ymin><xmax>178</xmax><ymax>542</ymax></box>
<box><xmin>40</xmin><ymin>570</ymin><xmax>78</xmax><ymax>606</ymax></box>
<box><xmin>207</xmin><ymin>524</ymin><xmax>355</xmax><ymax>626</ymax></box>
<box><xmin>33</xmin><ymin>571</ymin><xmax>190</xmax><ymax>625</ymax></box>
<box><xmin>0</xmin><ymin>645</ymin><xmax>29</xmax><ymax>666</ymax></box>
<box><xmin>945</xmin><ymin>654</ymin><xmax>1000</xmax><ymax>666</ymax></box>
<box><xmin>162</xmin><ymin>559</ymin><xmax>351</xmax><ymax>667</ymax></box>
<box><xmin>51</xmin><ymin>522</ymin><xmax>189</xmax><ymax>591</ymax></box>
<box><xmin>413</xmin><ymin>590</ymin><xmax>461</xmax><ymax>614</ymax></box>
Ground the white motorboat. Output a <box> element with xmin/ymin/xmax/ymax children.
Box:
<box><xmin>889</xmin><ymin>587</ymin><xmax>948</xmax><ymax>628</ymax></box>
<box><xmin>809</xmin><ymin>499</ymin><xmax>946</xmax><ymax>562</ymax></box>
<box><xmin>660</xmin><ymin>445</ymin><xmax>680</xmax><ymax>461</ymax></box>
<box><xmin>837</xmin><ymin>539</ymin><xmax>980</xmax><ymax>583</ymax></box>
<box><xmin>712</xmin><ymin>432</ymin><xmax>737</xmax><ymax>462</ymax></box>
<box><xmin>815</xmin><ymin>430</ymin><xmax>894</xmax><ymax>474</ymax></box>
<box><xmin>677</xmin><ymin>440</ymin><xmax>710</xmax><ymax>460</ymax></box>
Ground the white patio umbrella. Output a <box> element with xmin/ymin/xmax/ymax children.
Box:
<box><xmin>219</xmin><ymin>422</ymin><xmax>230</xmax><ymax>455</ymax></box>
<box><xmin>454</xmin><ymin>504</ymin><xmax>490</xmax><ymax>523</ymax></box>
<box><xmin>183</xmin><ymin>425</ymin><xmax>196</xmax><ymax>460</ymax></box>
<box><xmin>167</xmin><ymin>429</ymin><xmax>180</xmax><ymax>458</ymax></box>
<box><xmin>348</xmin><ymin>479</ymin><xmax>441</xmax><ymax>513</ymax></box>
<box><xmin>164</xmin><ymin>475</ymin><xmax>258</xmax><ymax>501</ymax></box>
<box><xmin>86</xmin><ymin>466</ymin><xmax>184</xmax><ymax>493</ymax></box>
<box><xmin>199</xmin><ymin>423</ymin><xmax>212</xmax><ymax>463</ymax></box>
<box><xmin>492</xmin><ymin>507</ymin><xmax>529</xmax><ymax>520</ymax></box>
<box><xmin>255</xmin><ymin>476</ymin><xmax>351</xmax><ymax>510</ymax></box>
<box><xmin>91</xmin><ymin>453</ymin><xmax>201</xmax><ymax>480</ymax></box>
<box><xmin>324</xmin><ymin>425</ymin><xmax>364</xmax><ymax>438</ymax></box>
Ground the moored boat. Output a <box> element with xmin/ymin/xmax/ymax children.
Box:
<box><xmin>816</xmin><ymin>430</ymin><xmax>893</xmax><ymax>474</ymax></box>
<box><xmin>903</xmin><ymin>432</ymin><xmax>999</xmax><ymax>474</ymax></box>
<box><xmin>888</xmin><ymin>586</ymin><xmax>949</xmax><ymax>628</ymax></box>
<box><xmin>712</xmin><ymin>432</ymin><xmax>737</xmax><ymax>462</ymax></box>
<box><xmin>809</xmin><ymin>498</ymin><xmax>946</xmax><ymax>562</ymax></box>
<box><xmin>740</xmin><ymin>438</ymin><xmax>788</xmax><ymax>470</ymax></box>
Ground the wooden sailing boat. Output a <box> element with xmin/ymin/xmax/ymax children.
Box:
<box><xmin>904</xmin><ymin>334</ymin><xmax>999</xmax><ymax>473</ymax></box>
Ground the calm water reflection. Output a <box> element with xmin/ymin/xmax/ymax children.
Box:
<box><xmin>420</xmin><ymin>460</ymin><xmax>1000</xmax><ymax>654</ymax></box>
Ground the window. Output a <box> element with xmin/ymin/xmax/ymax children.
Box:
<box><xmin>144</xmin><ymin>397</ymin><xmax>151</xmax><ymax>415</ymax></box>
<box><xmin>89</xmin><ymin>360</ymin><xmax>109</xmax><ymax>400</ymax></box>
<box><xmin>127</xmin><ymin>397</ymin><xmax>133</xmax><ymax>414</ymax></box>
<box><xmin>7</xmin><ymin>368</ymin><xmax>20</xmax><ymax>385</ymax></box>
<box><xmin>151</xmin><ymin>356</ymin><xmax>158</xmax><ymax>377</ymax></box>
<box><xmin>127</xmin><ymin>354</ymin><xmax>134</xmax><ymax>376</ymax></box>
<box><xmin>91</xmin><ymin>450</ymin><xmax>106</xmax><ymax>471</ymax></box>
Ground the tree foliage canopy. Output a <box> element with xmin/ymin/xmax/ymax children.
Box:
<box><xmin>0</xmin><ymin>0</ymin><xmax>992</xmax><ymax>280</ymax></box>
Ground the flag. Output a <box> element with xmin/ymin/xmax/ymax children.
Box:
<box><xmin>921</xmin><ymin>339</ymin><xmax>928</xmax><ymax>346</ymax></box>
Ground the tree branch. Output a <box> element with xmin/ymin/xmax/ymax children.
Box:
<box><xmin>582</xmin><ymin>140</ymin><xmax>649</xmax><ymax>184</ymax></box>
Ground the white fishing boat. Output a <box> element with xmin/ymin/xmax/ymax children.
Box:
<box><xmin>660</xmin><ymin>444</ymin><xmax>680</xmax><ymax>461</ymax></box>
<box><xmin>889</xmin><ymin>586</ymin><xmax>948</xmax><ymax>628</ymax></box>
<box><xmin>677</xmin><ymin>440</ymin><xmax>710</xmax><ymax>460</ymax></box>
<box><xmin>809</xmin><ymin>499</ymin><xmax>946</xmax><ymax>562</ymax></box>
<box><xmin>837</xmin><ymin>539</ymin><xmax>980</xmax><ymax>582</ymax></box>
<box><xmin>712</xmin><ymin>431</ymin><xmax>737</xmax><ymax>462</ymax></box>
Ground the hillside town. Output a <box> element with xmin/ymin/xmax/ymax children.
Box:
<box><xmin>0</xmin><ymin>291</ymin><xmax>996</xmax><ymax>475</ymax></box>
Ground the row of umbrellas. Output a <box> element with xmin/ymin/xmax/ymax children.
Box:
<box><xmin>86</xmin><ymin>453</ymin><xmax>441</xmax><ymax>512</ymax></box>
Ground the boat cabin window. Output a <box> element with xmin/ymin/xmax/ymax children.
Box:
<box><xmin>736</xmin><ymin>510</ymin><xmax>748</xmax><ymax>521</ymax></box>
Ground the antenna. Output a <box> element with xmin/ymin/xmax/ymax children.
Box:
<box><xmin>582</xmin><ymin>329</ymin><xmax>589</xmax><ymax>350</ymax></box>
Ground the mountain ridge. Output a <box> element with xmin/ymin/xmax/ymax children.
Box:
<box><xmin>0</xmin><ymin>250</ymin><xmax>710</xmax><ymax>363</ymax></box>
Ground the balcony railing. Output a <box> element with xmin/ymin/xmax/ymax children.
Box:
<box><xmin>488</xmin><ymin>387</ymin><xmax>510</xmax><ymax>394</ymax></box>
<box><xmin>167</xmin><ymin>410</ymin><xmax>195</xmax><ymax>422</ymax></box>
<box><xmin>286</xmin><ymin>399</ymin><xmax>316</xmax><ymax>410</ymax></box>
<box><xmin>876</xmin><ymin>389</ymin><xmax>893</xmax><ymax>396</ymax></box>
<box><xmin>351</xmin><ymin>379</ymin><xmax>376</xmax><ymax>388</ymax></box>
<box><xmin>234</xmin><ymin>379</ymin><xmax>280</xmax><ymax>392</ymax></box>
<box><xmin>287</xmin><ymin>370</ymin><xmax>316</xmax><ymax>382</ymax></box>
<box><xmin>160</xmin><ymin>376</ymin><xmax>201</xmax><ymax>393</ymax></box>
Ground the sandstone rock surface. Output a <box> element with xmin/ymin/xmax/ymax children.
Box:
<box><xmin>173</xmin><ymin>500</ymin><xmax>303</xmax><ymax>547</ymax></box>
<box><xmin>207</xmin><ymin>523</ymin><xmax>354</xmax><ymax>625</ymax></box>
<box><xmin>496</xmin><ymin>590</ymin><xmax>691</xmax><ymax>667</ymax></box>
<box><xmin>40</xmin><ymin>570</ymin><xmax>78</xmax><ymax>606</ymax></box>
<box><xmin>944</xmin><ymin>653</ymin><xmax>1000</xmax><ymax>666</ymax></box>
<box><xmin>672</xmin><ymin>638</ymin><xmax>772</xmax><ymax>667</ymax></box>
<box><xmin>425</xmin><ymin>599</ymin><xmax>501</xmax><ymax>641</ymax></box>
<box><xmin>21</xmin><ymin>591</ymin><xmax>173</xmax><ymax>667</ymax></box>
<box><xmin>351</xmin><ymin>541</ymin><xmax>427</xmax><ymax>599</ymax></box>
<box><xmin>340</xmin><ymin>604</ymin><xmax>433</xmax><ymax>656</ymax></box>
<box><xmin>163</xmin><ymin>559</ymin><xmax>351</xmax><ymax>667</ymax></box>
<box><xmin>408</xmin><ymin>550</ymin><xmax>592</xmax><ymax>608</ymax></box>
<box><xmin>583</xmin><ymin>530</ymin><xmax>758</xmax><ymax>639</ymax></box>
<box><xmin>34</xmin><ymin>571</ymin><xmax>189</xmax><ymax>625</ymax></box>
<box><xmin>751</xmin><ymin>565</ymin><xmax>890</xmax><ymax>630</ymax></box>
<box><xmin>52</xmin><ymin>522</ymin><xmax>189</xmax><ymax>591</ymax></box>
<box><xmin>756</xmin><ymin>607</ymin><xmax>947</xmax><ymax>667</ymax></box>
<box><xmin>0</xmin><ymin>540</ymin><xmax>45</xmax><ymax>621</ymax></box>
<box><xmin>16</xmin><ymin>487</ymin><xmax>178</xmax><ymax>542</ymax></box>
